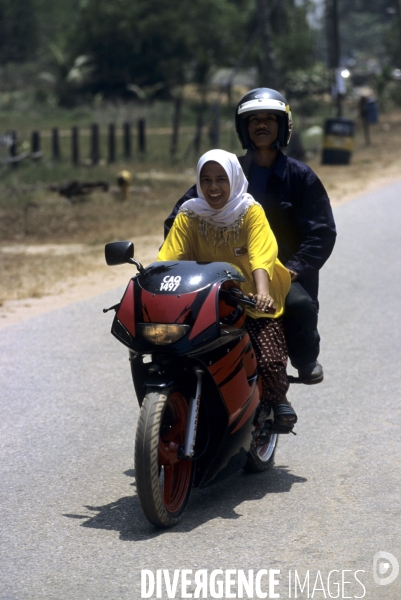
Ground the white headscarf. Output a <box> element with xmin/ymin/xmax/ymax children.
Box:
<box><xmin>178</xmin><ymin>149</ymin><xmax>257</xmax><ymax>244</ymax></box>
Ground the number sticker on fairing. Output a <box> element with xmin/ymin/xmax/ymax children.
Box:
<box><xmin>160</xmin><ymin>275</ymin><xmax>181</xmax><ymax>291</ymax></box>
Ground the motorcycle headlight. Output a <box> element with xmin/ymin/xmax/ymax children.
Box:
<box><xmin>137</xmin><ymin>323</ymin><xmax>190</xmax><ymax>345</ymax></box>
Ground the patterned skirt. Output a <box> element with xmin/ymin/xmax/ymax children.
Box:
<box><xmin>245</xmin><ymin>316</ymin><xmax>289</xmax><ymax>405</ymax></box>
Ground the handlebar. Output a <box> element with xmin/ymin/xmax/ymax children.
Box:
<box><xmin>221</xmin><ymin>288</ymin><xmax>277</xmax><ymax>315</ymax></box>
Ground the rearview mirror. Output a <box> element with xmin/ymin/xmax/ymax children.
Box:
<box><xmin>105</xmin><ymin>241</ymin><xmax>134</xmax><ymax>265</ymax></box>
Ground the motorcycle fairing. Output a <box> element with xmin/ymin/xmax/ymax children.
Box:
<box><xmin>189</xmin><ymin>283</ymin><xmax>219</xmax><ymax>340</ymax></box>
<box><xmin>140</xmin><ymin>288</ymin><xmax>199</xmax><ymax>324</ymax></box>
<box><xmin>111</xmin><ymin>279</ymin><xmax>136</xmax><ymax>346</ymax></box>
<box><xmin>191</xmin><ymin>333</ymin><xmax>260</xmax><ymax>488</ymax></box>
<box><xmin>207</xmin><ymin>334</ymin><xmax>257</xmax><ymax>417</ymax></box>
<box><xmin>116</xmin><ymin>279</ymin><xmax>135</xmax><ymax>336</ymax></box>
<box><xmin>196</xmin><ymin>385</ymin><xmax>259</xmax><ymax>488</ymax></box>
<box><xmin>137</xmin><ymin>261</ymin><xmax>245</xmax><ymax>295</ymax></box>
<box><xmin>191</xmin><ymin>329</ymin><xmax>259</xmax><ymax>423</ymax></box>
<box><xmin>114</xmin><ymin>262</ymin><xmax>246</xmax><ymax>353</ymax></box>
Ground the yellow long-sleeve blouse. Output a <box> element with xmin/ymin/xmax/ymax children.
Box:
<box><xmin>157</xmin><ymin>203</ymin><xmax>291</xmax><ymax>319</ymax></box>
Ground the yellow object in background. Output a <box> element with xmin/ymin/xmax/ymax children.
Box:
<box><xmin>117</xmin><ymin>170</ymin><xmax>132</xmax><ymax>201</ymax></box>
<box><xmin>321</xmin><ymin>118</ymin><xmax>355</xmax><ymax>165</ymax></box>
<box><xmin>322</xmin><ymin>134</ymin><xmax>354</xmax><ymax>152</ymax></box>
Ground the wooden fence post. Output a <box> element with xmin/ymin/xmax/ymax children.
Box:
<box><xmin>31</xmin><ymin>131</ymin><xmax>41</xmax><ymax>154</ymax></box>
<box><xmin>108</xmin><ymin>123</ymin><xmax>116</xmax><ymax>163</ymax></box>
<box><xmin>52</xmin><ymin>128</ymin><xmax>60</xmax><ymax>160</ymax></box>
<box><xmin>8</xmin><ymin>131</ymin><xmax>17</xmax><ymax>156</ymax></box>
<box><xmin>71</xmin><ymin>126</ymin><xmax>79</xmax><ymax>165</ymax></box>
<box><xmin>209</xmin><ymin>102</ymin><xmax>220</xmax><ymax>147</ymax></box>
<box><xmin>194</xmin><ymin>115</ymin><xmax>203</xmax><ymax>154</ymax></box>
<box><xmin>138</xmin><ymin>118</ymin><xmax>146</xmax><ymax>154</ymax></box>
<box><xmin>90</xmin><ymin>123</ymin><xmax>100</xmax><ymax>165</ymax></box>
<box><xmin>123</xmin><ymin>122</ymin><xmax>131</xmax><ymax>159</ymax></box>
<box><xmin>7</xmin><ymin>131</ymin><xmax>18</xmax><ymax>168</ymax></box>
<box><xmin>31</xmin><ymin>131</ymin><xmax>42</xmax><ymax>160</ymax></box>
<box><xmin>170</xmin><ymin>96</ymin><xmax>182</xmax><ymax>158</ymax></box>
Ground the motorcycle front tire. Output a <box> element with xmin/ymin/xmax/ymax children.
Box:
<box><xmin>134</xmin><ymin>389</ymin><xmax>194</xmax><ymax>528</ymax></box>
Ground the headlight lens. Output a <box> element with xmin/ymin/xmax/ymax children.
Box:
<box><xmin>137</xmin><ymin>323</ymin><xmax>190</xmax><ymax>345</ymax></box>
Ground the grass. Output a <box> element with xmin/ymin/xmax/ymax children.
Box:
<box><xmin>0</xmin><ymin>178</ymin><xmax>192</xmax><ymax>242</ymax></box>
<box><xmin>0</xmin><ymin>176</ymin><xmax>188</xmax><ymax>304</ymax></box>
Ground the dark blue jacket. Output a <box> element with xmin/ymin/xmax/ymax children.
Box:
<box><xmin>164</xmin><ymin>150</ymin><xmax>336</xmax><ymax>302</ymax></box>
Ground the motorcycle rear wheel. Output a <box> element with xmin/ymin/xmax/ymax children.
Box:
<box><xmin>243</xmin><ymin>433</ymin><xmax>278</xmax><ymax>473</ymax></box>
<box><xmin>135</xmin><ymin>389</ymin><xmax>193</xmax><ymax>528</ymax></box>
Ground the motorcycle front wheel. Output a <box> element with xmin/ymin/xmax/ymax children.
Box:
<box><xmin>134</xmin><ymin>389</ymin><xmax>194</xmax><ymax>528</ymax></box>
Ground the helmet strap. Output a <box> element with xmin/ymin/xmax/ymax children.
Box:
<box><xmin>270</xmin><ymin>139</ymin><xmax>280</xmax><ymax>151</ymax></box>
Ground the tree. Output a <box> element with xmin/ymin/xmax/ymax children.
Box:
<box><xmin>336</xmin><ymin>0</ymin><xmax>397</xmax><ymax>65</ymax></box>
<box><xmin>272</xmin><ymin>0</ymin><xmax>315</xmax><ymax>72</ymax></box>
<box><xmin>245</xmin><ymin>0</ymin><xmax>316</xmax><ymax>89</ymax></box>
<box><xmin>257</xmin><ymin>0</ymin><xmax>281</xmax><ymax>89</ymax></box>
<box><xmin>34</xmin><ymin>0</ymin><xmax>81</xmax><ymax>58</ymax></box>
<box><xmin>67</xmin><ymin>0</ymin><xmax>248</xmax><ymax>97</ymax></box>
<box><xmin>0</xmin><ymin>0</ymin><xmax>38</xmax><ymax>63</ymax></box>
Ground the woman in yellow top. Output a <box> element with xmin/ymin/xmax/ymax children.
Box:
<box><xmin>158</xmin><ymin>149</ymin><xmax>296</xmax><ymax>430</ymax></box>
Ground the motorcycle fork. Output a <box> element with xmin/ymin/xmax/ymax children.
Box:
<box><xmin>140</xmin><ymin>357</ymin><xmax>204</xmax><ymax>459</ymax></box>
<box><xmin>182</xmin><ymin>368</ymin><xmax>203</xmax><ymax>459</ymax></box>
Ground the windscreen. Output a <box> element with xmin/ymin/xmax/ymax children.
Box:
<box><xmin>137</xmin><ymin>261</ymin><xmax>244</xmax><ymax>295</ymax></box>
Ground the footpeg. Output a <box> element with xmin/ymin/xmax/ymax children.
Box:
<box><xmin>256</xmin><ymin>421</ymin><xmax>297</xmax><ymax>437</ymax></box>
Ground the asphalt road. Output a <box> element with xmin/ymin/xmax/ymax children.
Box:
<box><xmin>1</xmin><ymin>181</ymin><xmax>401</xmax><ymax>600</ymax></box>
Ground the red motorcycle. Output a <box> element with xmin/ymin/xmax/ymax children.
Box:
<box><xmin>104</xmin><ymin>241</ymin><xmax>280</xmax><ymax>528</ymax></box>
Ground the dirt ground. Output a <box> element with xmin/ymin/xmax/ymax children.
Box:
<box><xmin>1</xmin><ymin>114</ymin><xmax>401</xmax><ymax>329</ymax></box>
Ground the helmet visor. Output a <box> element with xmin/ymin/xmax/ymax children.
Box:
<box><xmin>238</xmin><ymin>97</ymin><xmax>287</xmax><ymax>118</ymax></box>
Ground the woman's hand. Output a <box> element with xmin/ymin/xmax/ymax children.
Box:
<box><xmin>251</xmin><ymin>268</ymin><xmax>276</xmax><ymax>313</ymax></box>
<box><xmin>248</xmin><ymin>292</ymin><xmax>276</xmax><ymax>313</ymax></box>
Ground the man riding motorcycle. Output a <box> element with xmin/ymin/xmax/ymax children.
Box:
<box><xmin>164</xmin><ymin>87</ymin><xmax>337</xmax><ymax>384</ymax></box>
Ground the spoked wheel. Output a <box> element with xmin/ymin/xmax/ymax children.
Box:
<box><xmin>135</xmin><ymin>389</ymin><xmax>193</xmax><ymax>528</ymax></box>
<box><xmin>243</xmin><ymin>433</ymin><xmax>278</xmax><ymax>473</ymax></box>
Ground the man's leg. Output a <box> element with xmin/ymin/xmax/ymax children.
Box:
<box><xmin>283</xmin><ymin>281</ymin><xmax>323</xmax><ymax>383</ymax></box>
